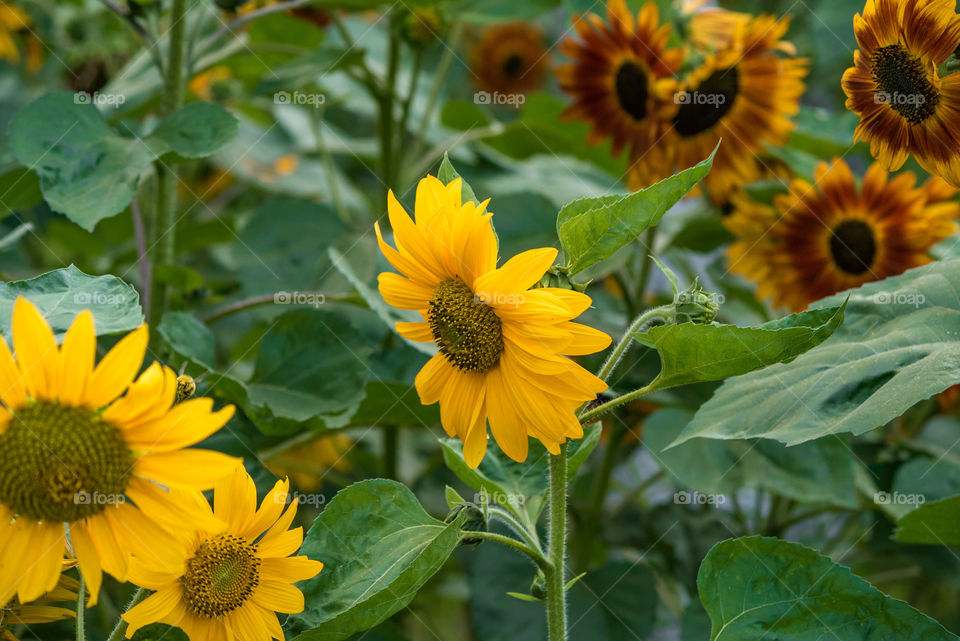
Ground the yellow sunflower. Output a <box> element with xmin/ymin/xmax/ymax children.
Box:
<box><xmin>557</xmin><ymin>0</ymin><xmax>683</xmax><ymax>187</ymax></box>
<box><xmin>632</xmin><ymin>12</ymin><xmax>807</xmax><ymax>200</ymax></box>
<box><xmin>0</xmin><ymin>298</ymin><xmax>238</xmax><ymax>607</ymax></box>
<box><xmin>0</xmin><ymin>2</ymin><xmax>40</xmax><ymax>70</ymax></box>
<box><xmin>471</xmin><ymin>21</ymin><xmax>548</xmax><ymax>97</ymax></box>
<box><xmin>841</xmin><ymin>0</ymin><xmax>960</xmax><ymax>187</ymax></box>
<box><xmin>725</xmin><ymin>158</ymin><xmax>960</xmax><ymax>311</ymax></box>
<box><xmin>122</xmin><ymin>464</ymin><xmax>324</xmax><ymax>641</ymax></box>
<box><xmin>1</xmin><ymin>570</ymin><xmax>79</xmax><ymax>625</ymax></box>
<box><xmin>266</xmin><ymin>433</ymin><xmax>352</xmax><ymax>491</ymax></box>
<box><xmin>375</xmin><ymin>176</ymin><xmax>611</xmax><ymax>468</ymax></box>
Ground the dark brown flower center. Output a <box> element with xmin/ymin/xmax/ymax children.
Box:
<box><xmin>182</xmin><ymin>534</ymin><xmax>261</xmax><ymax>618</ymax></box>
<box><xmin>0</xmin><ymin>402</ymin><xmax>132</xmax><ymax>522</ymax></box>
<box><xmin>502</xmin><ymin>53</ymin><xmax>525</xmax><ymax>79</ymax></box>
<box><xmin>673</xmin><ymin>66</ymin><xmax>739</xmax><ymax>136</ymax></box>
<box><xmin>871</xmin><ymin>44</ymin><xmax>939</xmax><ymax>125</ymax></box>
<box><xmin>614</xmin><ymin>60</ymin><xmax>650</xmax><ymax>120</ymax></box>
<box><xmin>829</xmin><ymin>219</ymin><xmax>876</xmax><ymax>275</ymax></box>
<box><xmin>428</xmin><ymin>278</ymin><xmax>503</xmax><ymax>373</ymax></box>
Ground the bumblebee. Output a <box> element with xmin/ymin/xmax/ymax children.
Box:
<box><xmin>176</xmin><ymin>374</ymin><xmax>196</xmax><ymax>403</ymax></box>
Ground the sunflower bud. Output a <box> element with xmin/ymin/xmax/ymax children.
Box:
<box><xmin>674</xmin><ymin>279</ymin><xmax>720</xmax><ymax>324</ymax></box>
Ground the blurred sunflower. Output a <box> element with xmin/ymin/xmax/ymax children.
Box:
<box><xmin>635</xmin><ymin>12</ymin><xmax>807</xmax><ymax>199</ymax></box>
<box><xmin>266</xmin><ymin>433</ymin><xmax>352</xmax><ymax>491</ymax></box>
<box><xmin>1</xmin><ymin>571</ymin><xmax>80</xmax><ymax>625</ymax></box>
<box><xmin>376</xmin><ymin>176</ymin><xmax>611</xmax><ymax>468</ymax></box>
<box><xmin>189</xmin><ymin>66</ymin><xmax>233</xmax><ymax>102</ymax></box>
<box><xmin>122</xmin><ymin>465</ymin><xmax>324</xmax><ymax>641</ymax></box>
<box><xmin>0</xmin><ymin>2</ymin><xmax>41</xmax><ymax>71</ymax></box>
<box><xmin>557</xmin><ymin>0</ymin><xmax>683</xmax><ymax>186</ymax></box>
<box><xmin>725</xmin><ymin>158</ymin><xmax>959</xmax><ymax>311</ymax></box>
<box><xmin>471</xmin><ymin>21</ymin><xmax>548</xmax><ymax>96</ymax></box>
<box><xmin>841</xmin><ymin>0</ymin><xmax>960</xmax><ymax>187</ymax></box>
<box><xmin>0</xmin><ymin>298</ymin><xmax>238</xmax><ymax>606</ymax></box>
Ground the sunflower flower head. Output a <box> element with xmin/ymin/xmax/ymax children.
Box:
<box><xmin>122</xmin><ymin>464</ymin><xmax>324</xmax><ymax>641</ymax></box>
<box><xmin>725</xmin><ymin>158</ymin><xmax>960</xmax><ymax>310</ymax></box>
<box><xmin>376</xmin><ymin>176</ymin><xmax>611</xmax><ymax>468</ymax></box>
<box><xmin>841</xmin><ymin>0</ymin><xmax>960</xmax><ymax>186</ymax></box>
<box><xmin>0</xmin><ymin>298</ymin><xmax>239</xmax><ymax>607</ymax></box>
<box><xmin>471</xmin><ymin>21</ymin><xmax>548</xmax><ymax>97</ymax></box>
<box><xmin>1</xmin><ymin>570</ymin><xmax>80</xmax><ymax>626</ymax></box>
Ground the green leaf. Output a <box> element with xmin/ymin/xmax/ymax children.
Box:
<box><xmin>436</xmin><ymin>153</ymin><xmax>477</xmax><ymax>204</ymax></box>
<box><xmin>557</xmin><ymin>145</ymin><xmax>717</xmax><ymax>276</ymax></box>
<box><xmin>698</xmin><ymin>536</ymin><xmax>958</xmax><ymax>641</ymax></box>
<box><xmin>0</xmin><ymin>266</ymin><xmax>142</xmax><ymax>339</ymax></box>
<box><xmin>645</xmin><ymin>408</ymin><xmax>856</xmax><ymax>507</ymax></box>
<box><xmin>289</xmin><ymin>479</ymin><xmax>467</xmax><ymax>641</ymax></box>
<box><xmin>10</xmin><ymin>92</ymin><xmax>157</xmax><ymax>230</ymax></box>
<box><xmin>0</xmin><ymin>167</ymin><xmax>42</xmax><ymax>217</ymax></box>
<box><xmin>440</xmin><ymin>422</ymin><xmax>600</xmax><ymax>523</ymax></box>
<box><xmin>255</xmin><ymin>46</ymin><xmax>365</xmax><ymax>94</ymax></box>
<box><xmin>157</xmin><ymin>312</ymin><xmax>216</xmax><ymax>370</ymax></box>
<box><xmin>9</xmin><ymin>93</ymin><xmax>237</xmax><ymax>230</ymax></box>
<box><xmin>895</xmin><ymin>495</ymin><xmax>960</xmax><ymax>545</ymax></box>
<box><xmin>639</xmin><ymin>304</ymin><xmax>845</xmax><ymax>393</ymax></box>
<box><xmin>147</xmin><ymin>101</ymin><xmax>238</xmax><ymax>159</ymax></box>
<box><xmin>674</xmin><ymin>260</ymin><xmax>960</xmax><ymax>447</ymax></box>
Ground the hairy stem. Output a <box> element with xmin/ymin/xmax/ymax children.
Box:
<box><xmin>545</xmin><ymin>443</ymin><xmax>569</xmax><ymax>641</ymax></box>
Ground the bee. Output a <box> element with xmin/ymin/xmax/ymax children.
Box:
<box><xmin>176</xmin><ymin>374</ymin><xmax>197</xmax><ymax>402</ymax></box>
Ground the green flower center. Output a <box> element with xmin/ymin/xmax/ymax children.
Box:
<box><xmin>0</xmin><ymin>402</ymin><xmax>133</xmax><ymax>522</ymax></box>
<box><xmin>182</xmin><ymin>534</ymin><xmax>261</xmax><ymax>618</ymax></box>
<box><xmin>673</xmin><ymin>66</ymin><xmax>739</xmax><ymax>136</ymax></box>
<box><xmin>614</xmin><ymin>60</ymin><xmax>649</xmax><ymax>121</ymax></box>
<box><xmin>871</xmin><ymin>44</ymin><xmax>939</xmax><ymax>125</ymax></box>
<box><xmin>829</xmin><ymin>219</ymin><xmax>876</xmax><ymax>275</ymax></box>
<box><xmin>428</xmin><ymin>278</ymin><xmax>504</xmax><ymax>373</ymax></box>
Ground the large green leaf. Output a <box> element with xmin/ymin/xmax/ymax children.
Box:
<box><xmin>0</xmin><ymin>167</ymin><xmax>42</xmax><ymax>217</ymax></box>
<box><xmin>157</xmin><ymin>312</ymin><xmax>216</xmax><ymax>370</ymax></box>
<box><xmin>0</xmin><ymin>266</ymin><xmax>142</xmax><ymax>339</ymax></box>
<box><xmin>636</xmin><ymin>304</ymin><xmax>845</xmax><ymax>392</ymax></box>
<box><xmin>440</xmin><ymin>423</ymin><xmax>600</xmax><ymax>523</ymax></box>
<box><xmin>10</xmin><ymin>92</ymin><xmax>237</xmax><ymax>230</ymax></box>
<box><xmin>557</xmin><ymin>146</ymin><xmax>716</xmax><ymax>276</ymax></box>
<box><xmin>644</xmin><ymin>409</ymin><xmax>856</xmax><ymax>507</ymax></box>
<box><xmin>674</xmin><ymin>260</ymin><xmax>960</xmax><ymax>447</ymax></box>
<box><xmin>289</xmin><ymin>480</ymin><xmax>467</xmax><ymax>641</ymax></box>
<box><xmin>698</xmin><ymin>536</ymin><xmax>958</xmax><ymax>641</ymax></box>
<box><xmin>895</xmin><ymin>495</ymin><xmax>960</xmax><ymax>545</ymax></box>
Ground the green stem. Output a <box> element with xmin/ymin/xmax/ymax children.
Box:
<box><xmin>595</xmin><ymin>304</ymin><xmax>674</xmax><ymax>383</ymax></box>
<box><xmin>395</xmin><ymin>46</ymin><xmax>423</xmax><ymax>175</ymax></box>
<box><xmin>410</xmin><ymin>20</ymin><xmax>462</xmax><ymax>161</ymax></box>
<box><xmin>578</xmin><ymin>381</ymin><xmax>658</xmax><ymax>425</ymax></box>
<box><xmin>148</xmin><ymin>0</ymin><xmax>187</xmax><ymax>330</ymax></box>
<box><xmin>106</xmin><ymin>587</ymin><xmax>148</xmax><ymax>641</ymax></box>
<box><xmin>468</xmin><ymin>531</ymin><xmax>549</xmax><ymax>571</ymax></box>
<box><xmin>312</xmin><ymin>106</ymin><xmax>348</xmax><ymax>222</ymax></box>
<box><xmin>545</xmin><ymin>443</ymin><xmax>569</xmax><ymax>641</ymax></box>
<box><xmin>76</xmin><ymin>575</ymin><xmax>86</xmax><ymax>641</ymax></box>
<box><xmin>488</xmin><ymin>506</ymin><xmax>543</xmax><ymax>554</ymax></box>
<box><xmin>633</xmin><ymin>227</ymin><xmax>658</xmax><ymax>305</ymax></box>
<box><xmin>378</xmin><ymin>11</ymin><xmax>400</xmax><ymax>202</ymax></box>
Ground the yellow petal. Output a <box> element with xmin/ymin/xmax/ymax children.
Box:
<box><xmin>86</xmin><ymin>324</ymin><xmax>148</xmax><ymax>408</ymax></box>
<box><xmin>135</xmin><ymin>449</ymin><xmax>241</xmax><ymax>490</ymax></box>
<box><xmin>0</xmin><ymin>331</ymin><xmax>26</xmax><ymax>411</ymax></box>
<box><xmin>474</xmin><ymin>247</ymin><xmax>557</xmax><ymax>296</ymax></box>
<box><xmin>69</xmin><ymin>521</ymin><xmax>103</xmax><ymax>606</ymax></box>
<box><xmin>58</xmin><ymin>309</ymin><xmax>95</xmax><ymax>406</ymax></box>
<box><xmin>252</xmin><ymin>580</ymin><xmax>305</xmax><ymax>613</ymax></box>
<box><xmin>395</xmin><ymin>321</ymin><xmax>433</xmax><ymax>342</ymax></box>
<box><xmin>122</xmin><ymin>586</ymin><xmax>183</xmax><ymax>637</ymax></box>
<box><xmin>12</xmin><ymin>297</ymin><xmax>59</xmax><ymax>401</ymax></box>
<box><xmin>16</xmin><ymin>521</ymin><xmax>65</xmax><ymax>603</ymax></box>
<box><xmin>260</xmin><ymin>556</ymin><xmax>324</xmax><ymax>583</ymax></box>
<box><xmin>414</xmin><ymin>353</ymin><xmax>452</xmax><ymax>407</ymax></box>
